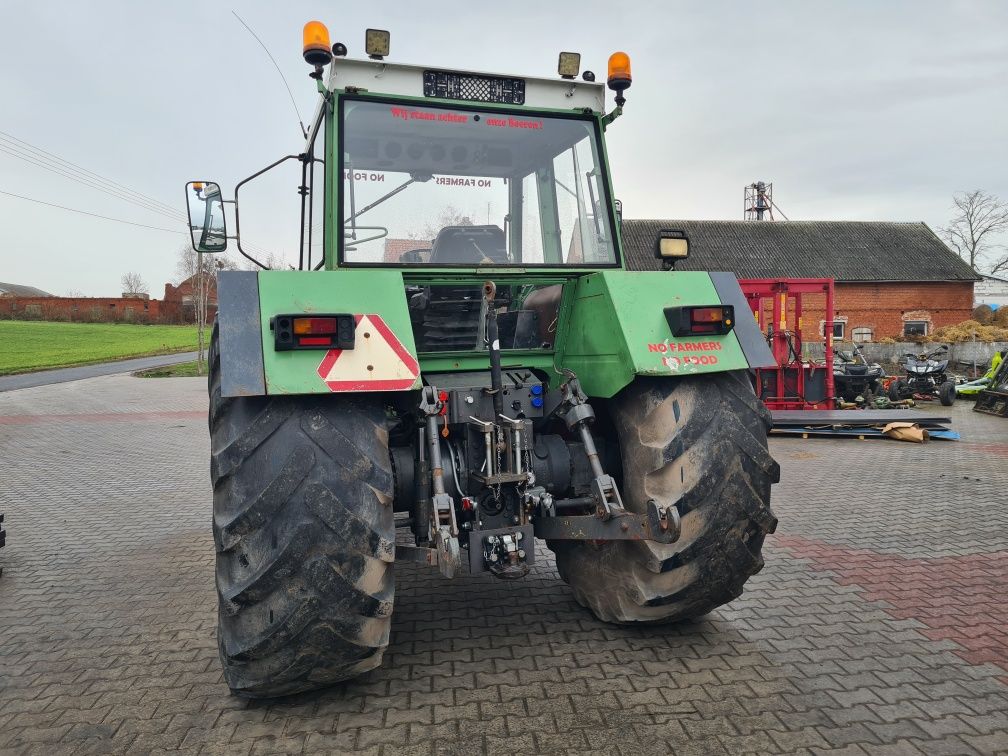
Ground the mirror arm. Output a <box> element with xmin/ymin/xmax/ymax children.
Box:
<box><xmin>233</xmin><ymin>154</ymin><xmax>302</xmax><ymax>270</ymax></box>
<box><xmin>298</xmin><ymin>156</ymin><xmax>309</xmax><ymax>271</ymax></box>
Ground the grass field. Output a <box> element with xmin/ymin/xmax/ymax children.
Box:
<box><xmin>0</xmin><ymin>321</ymin><xmax>200</xmax><ymax>375</ymax></box>
<box><xmin>134</xmin><ymin>360</ymin><xmax>202</xmax><ymax>378</ymax></box>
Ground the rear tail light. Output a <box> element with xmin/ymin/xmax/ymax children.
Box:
<box><xmin>293</xmin><ymin>317</ymin><xmax>339</xmax><ymax>335</ymax></box>
<box><xmin>272</xmin><ymin>313</ymin><xmax>356</xmax><ymax>351</ymax></box>
<box><xmin>664</xmin><ymin>305</ymin><xmax>734</xmax><ymax>337</ymax></box>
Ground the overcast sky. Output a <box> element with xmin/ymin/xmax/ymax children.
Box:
<box><xmin>1</xmin><ymin>1</ymin><xmax>1006</xmax><ymax>296</ymax></box>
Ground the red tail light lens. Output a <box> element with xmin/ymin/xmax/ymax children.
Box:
<box><xmin>690</xmin><ymin>307</ymin><xmax>725</xmax><ymax>324</ymax></box>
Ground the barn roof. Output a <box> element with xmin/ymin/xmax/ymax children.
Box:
<box><xmin>620</xmin><ymin>220</ymin><xmax>980</xmax><ymax>282</ymax></box>
<box><xmin>0</xmin><ymin>281</ymin><xmax>53</xmax><ymax>297</ymax></box>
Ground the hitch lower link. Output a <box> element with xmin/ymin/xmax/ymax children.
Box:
<box><xmin>418</xmin><ymin>385</ymin><xmax>461</xmax><ymax>578</ymax></box>
<box><xmin>532</xmin><ymin>373</ymin><xmax>681</xmax><ymax>545</ymax></box>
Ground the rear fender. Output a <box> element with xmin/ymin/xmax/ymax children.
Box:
<box><xmin>555</xmin><ymin>270</ymin><xmax>775</xmax><ymax>398</ymax></box>
<box><xmin>215</xmin><ymin>270</ymin><xmax>419</xmax><ymax>397</ymax></box>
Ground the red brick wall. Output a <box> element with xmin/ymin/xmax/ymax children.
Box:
<box><xmin>1</xmin><ymin>296</ymin><xmax>162</xmax><ymax>323</ymax></box>
<box><xmin>750</xmin><ymin>281</ymin><xmax>975</xmax><ymax>343</ymax></box>
<box><xmin>835</xmin><ymin>282</ymin><xmax>974</xmax><ymax>339</ymax></box>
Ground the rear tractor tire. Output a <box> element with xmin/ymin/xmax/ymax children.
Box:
<box><xmin>549</xmin><ymin>371</ymin><xmax>779</xmax><ymax>624</ymax></box>
<box><xmin>209</xmin><ymin>323</ymin><xmax>395</xmax><ymax>698</ymax></box>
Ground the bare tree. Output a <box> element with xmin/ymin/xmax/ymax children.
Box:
<box><xmin>65</xmin><ymin>289</ymin><xmax>85</xmax><ymax>297</ymax></box>
<box><xmin>992</xmin><ymin>249</ymin><xmax>1008</xmax><ymax>276</ymax></box>
<box><xmin>176</xmin><ymin>246</ymin><xmax>238</xmax><ymax>374</ymax></box>
<box><xmin>120</xmin><ymin>272</ymin><xmax>148</xmax><ymax>296</ymax></box>
<box><xmin>941</xmin><ymin>190</ymin><xmax>1008</xmax><ymax>273</ymax></box>
<box><xmin>242</xmin><ymin>250</ymin><xmax>291</xmax><ymax>271</ymax></box>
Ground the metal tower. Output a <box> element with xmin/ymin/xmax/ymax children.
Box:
<box><xmin>745</xmin><ymin>181</ymin><xmax>774</xmax><ymax>221</ymax></box>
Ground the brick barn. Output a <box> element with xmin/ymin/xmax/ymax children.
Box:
<box><xmin>1</xmin><ymin>293</ymin><xmax>161</xmax><ymax>322</ymax></box>
<box><xmin>162</xmin><ymin>273</ymin><xmax>218</xmax><ymax>323</ymax></box>
<box><xmin>0</xmin><ymin>274</ymin><xmax>217</xmax><ymax>324</ymax></box>
<box><xmin>621</xmin><ymin>220</ymin><xmax>978</xmax><ymax>341</ymax></box>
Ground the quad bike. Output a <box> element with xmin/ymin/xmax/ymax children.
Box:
<box><xmin>889</xmin><ymin>345</ymin><xmax>956</xmax><ymax>406</ymax></box>
<box><xmin>832</xmin><ymin>343</ymin><xmax>884</xmax><ymax>405</ymax></box>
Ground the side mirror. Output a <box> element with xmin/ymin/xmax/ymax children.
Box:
<box><xmin>185</xmin><ymin>181</ymin><xmax>228</xmax><ymax>253</ymax></box>
<box><xmin>614</xmin><ymin>198</ymin><xmax>623</xmax><ymax>228</ymax></box>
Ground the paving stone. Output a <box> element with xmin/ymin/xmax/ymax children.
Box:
<box><xmin>1</xmin><ymin>377</ymin><xmax>1007</xmax><ymax>755</ymax></box>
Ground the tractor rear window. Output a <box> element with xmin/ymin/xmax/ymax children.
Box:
<box><xmin>339</xmin><ymin>98</ymin><xmax>618</xmax><ymax>267</ymax></box>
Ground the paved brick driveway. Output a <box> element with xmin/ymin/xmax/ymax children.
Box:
<box><xmin>1</xmin><ymin>375</ymin><xmax>1006</xmax><ymax>755</ymax></box>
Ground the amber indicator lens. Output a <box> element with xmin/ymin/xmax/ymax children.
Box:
<box><xmin>293</xmin><ymin>317</ymin><xmax>338</xmax><ymax>335</ymax></box>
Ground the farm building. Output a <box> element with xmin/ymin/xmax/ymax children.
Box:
<box><xmin>0</xmin><ymin>274</ymin><xmax>216</xmax><ymax>324</ymax></box>
<box><xmin>975</xmin><ymin>274</ymin><xmax>1008</xmax><ymax>310</ymax></box>
<box><xmin>0</xmin><ymin>282</ymin><xmax>53</xmax><ymax>297</ymax></box>
<box><xmin>0</xmin><ymin>293</ymin><xmax>162</xmax><ymax>322</ymax></box>
<box><xmin>621</xmin><ymin>220</ymin><xmax>979</xmax><ymax>341</ymax></box>
<box><xmin>162</xmin><ymin>273</ymin><xmax>218</xmax><ymax>323</ymax></box>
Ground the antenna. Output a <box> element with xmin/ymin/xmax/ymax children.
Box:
<box><xmin>232</xmin><ymin>11</ymin><xmax>308</xmax><ymax>139</ymax></box>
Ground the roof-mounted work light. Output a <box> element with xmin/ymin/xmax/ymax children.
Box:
<box><xmin>607</xmin><ymin>51</ymin><xmax>632</xmax><ymax>107</ymax></box>
<box><xmin>365</xmin><ymin>28</ymin><xmax>390</xmax><ymax>59</ymax></box>
<box><xmin>558</xmin><ymin>52</ymin><xmax>581</xmax><ymax>79</ymax></box>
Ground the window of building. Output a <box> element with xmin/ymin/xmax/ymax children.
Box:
<box><xmin>820</xmin><ymin>318</ymin><xmax>847</xmax><ymax>339</ymax></box>
<box><xmin>851</xmin><ymin>327</ymin><xmax>873</xmax><ymax>343</ymax></box>
<box><xmin>904</xmin><ymin>320</ymin><xmax>928</xmax><ymax>337</ymax></box>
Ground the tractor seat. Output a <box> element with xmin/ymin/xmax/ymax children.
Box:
<box><xmin>429</xmin><ymin>225</ymin><xmax>507</xmax><ymax>265</ymax></box>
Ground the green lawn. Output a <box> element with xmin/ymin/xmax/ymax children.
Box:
<box><xmin>0</xmin><ymin>321</ymin><xmax>201</xmax><ymax>375</ymax></box>
<box><xmin>134</xmin><ymin>360</ymin><xmax>203</xmax><ymax>378</ymax></box>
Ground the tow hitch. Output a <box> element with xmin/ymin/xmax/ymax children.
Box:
<box><xmin>531</xmin><ymin>372</ymin><xmax>681</xmax><ymax>544</ymax></box>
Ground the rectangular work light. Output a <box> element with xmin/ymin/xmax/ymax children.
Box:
<box><xmin>656</xmin><ymin>229</ymin><xmax>689</xmax><ymax>259</ymax></box>
<box><xmin>365</xmin><ymin>28</ymin><xmax>390</xmax><ymax>59</ymax></box>
<box><xmin>558</xmin><ymin>52</ymin><xmax>581</xmax><ymax>79</ymax></box>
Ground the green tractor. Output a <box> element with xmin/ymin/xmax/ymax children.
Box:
<box><xmin>186</xmin><ymin>23</ymin><xmax>779</xmax><ymax>698</ymax></box>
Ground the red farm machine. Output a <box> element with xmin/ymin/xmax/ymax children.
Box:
<box><xmin>738</xmin><ymin>278</ymin><xmax>836</xmax><ymax>411</ymax></box>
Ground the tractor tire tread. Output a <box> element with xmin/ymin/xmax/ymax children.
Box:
<box><xmin>209</xmin><ymin>322</ymin><xmax>394</xmax><ymax>698</ymax></box>
<box><xmin>549</xmin><ymin>371</ymin><xmax>778</xmax><ymax>624</ymax></box>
